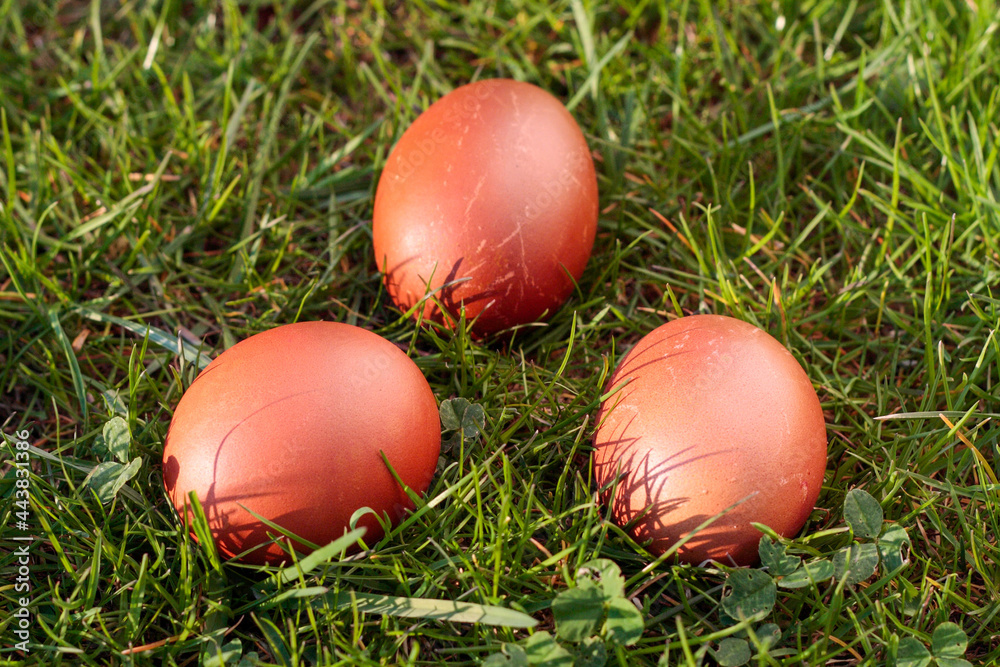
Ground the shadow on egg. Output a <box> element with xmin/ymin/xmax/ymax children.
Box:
<box><xmin>173</xmin><ymin>486</ymin><xmax>394</xmax><ymax>565</ymax></box>
<box><xmin>163</xmin><ymin>455</ymin><xmax>179</xmax><ymax>490</ymax></box>
<box><xmin>592</xmin><ymin>314</ymin><xmax>829</xmax><ymax>566</ymax></box>
<box><xmin>383</xmin><ymin>253</ymin><xmax>548</xmax><ymax>335</ymax></box>
<box><xmin>202</xmin><ymin>397</ymin><xmax>411</xmax><ymax>564</ymax></box>
<box><xmin>162</xmin><ymin>322</ymin><xmax>442</xmax><ymax>567</ymax></box>
<box><xmin>596</xmin><ymin>408</ymin><xmax>744</xmax><ymax>562</ymax></box>
<box><xmin>172</xmin><ymin>457</ymin><xmax>406</xmax><ymax>566</ymax></box>
<box><xmin>372</xmin><ymin>79</ymin><xmax>598</xmax><ymax>338</ymax></box>
<box><xmin>205</xmin><ymin>501</ymin><xmax>393</xmax><ymax>565</ymax></box>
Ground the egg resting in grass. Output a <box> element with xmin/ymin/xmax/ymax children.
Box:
<box><xmin>592</xmin><ymin>315</ymin><xmax>827</xmax><ymax>566</ymax></box>
<box><xmin>373</xmin><ymin>78</ymin><xmax>598</xmax><ymax>336</ymax></box>
<box><xmin>162</xmin><ymin>321</ymin><xmax>441</xmax><ymax>565</ymax></box>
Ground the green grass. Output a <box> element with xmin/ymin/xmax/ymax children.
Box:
<box><xmin>2</xmin><ymin>0</ymin><xmax>999</xmax><ymax>664</ymax></box>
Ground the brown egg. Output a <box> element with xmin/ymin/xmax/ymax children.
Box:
<box><xmin>373</xmin><ymin>78</ymin><xmax>599</xmax><ymax>336</ymax></box>
<box><xmin>162</xmin><ymin>321</ymin><xmax>441</xmax><ymax>565</ymax></box>
<box><xmin>593</xmin><ymin>315</ymin><xmax>827</xmax><ymax>565</ymax></box>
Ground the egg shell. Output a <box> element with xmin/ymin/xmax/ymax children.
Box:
<box><xmin>373</xmin><ymin>78</ymin><xmax>599</xmax><ymax>336</ymax></box>
<box><xmin>593</xmin><ymin>315</ymin><xmax>827</xmax><ymax>565</ymax></box>
<box><xmin>162</xmin><ymin>321</ymin><xmax>441</xmax><ymax>565</ymax></box>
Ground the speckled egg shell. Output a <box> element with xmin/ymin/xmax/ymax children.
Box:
<box><xmin>593</xmin><ymin>315</ymin><xmax>828</xmax><ymax>565</ymax></box>
<box><xmin>373</xmin><ymin>78</ymin><xmax>598</xmax><ymax>336</ymax></box>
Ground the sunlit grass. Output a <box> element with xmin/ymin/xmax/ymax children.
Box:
<box><xmin>1</xmin><ymin>0</ymin><xmax>998</xmax><ymax>664</ymax></box>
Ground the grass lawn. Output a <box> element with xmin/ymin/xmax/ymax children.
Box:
<box><xmin>2</xmin><ymin>0</ymin><xmax>1000</xmax><ymax>664</ymax></box>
